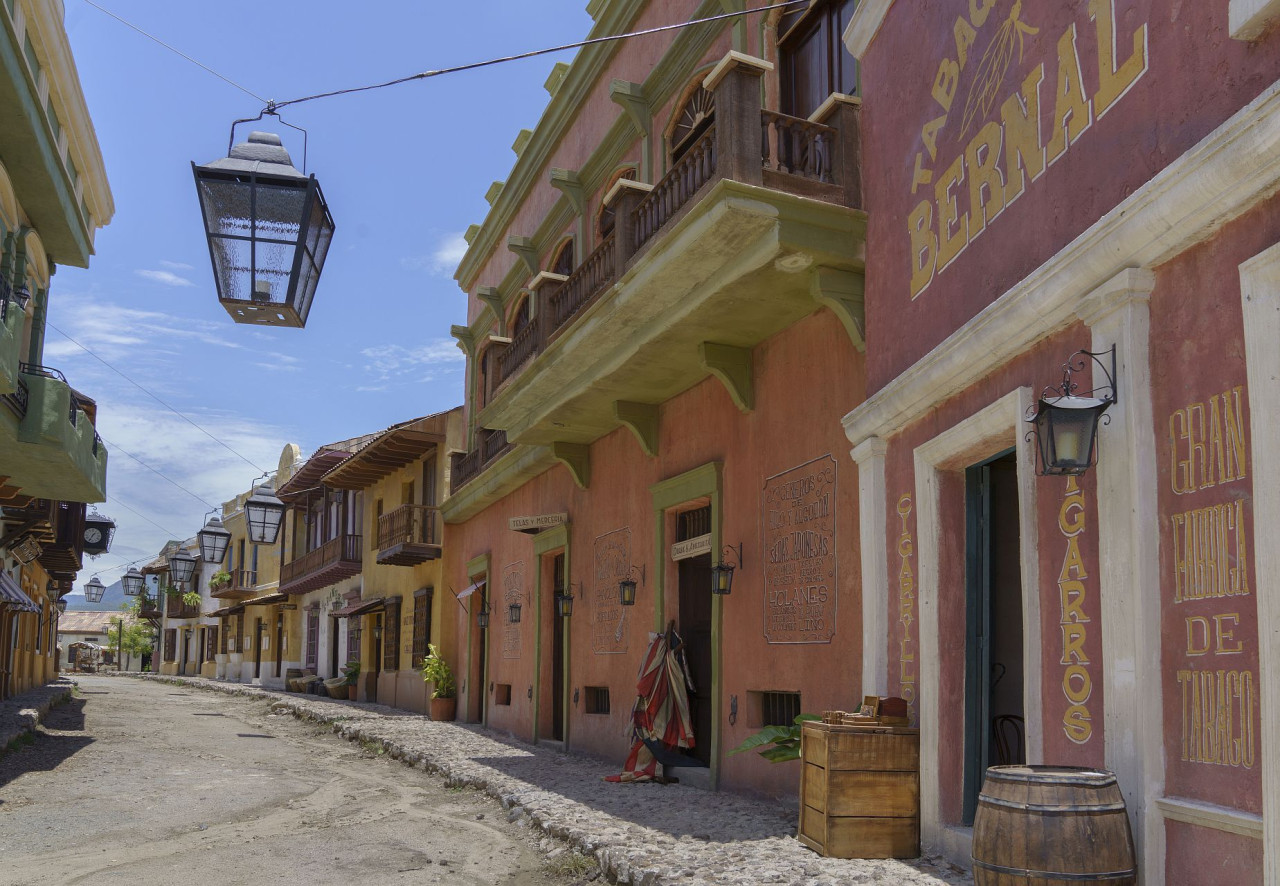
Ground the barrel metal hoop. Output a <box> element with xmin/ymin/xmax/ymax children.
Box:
<box><xmin>972</xmin><ymin>859</ymin><xmax>1137</xmax><ymax>881</ymax></box>
<box><xmin>978</xmin><ymin>795</ymin><xmax>1130</xmax><ymax>815</ymax></box>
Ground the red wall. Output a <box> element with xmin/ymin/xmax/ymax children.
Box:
<box><xmin>445</xmin><ymin>308</ymin><xmax>866</xmax><ymax>798</ymax></box>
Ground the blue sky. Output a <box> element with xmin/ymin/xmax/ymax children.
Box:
<box><xmin>53</xmin><ymin>0</ymin><xmax>592</xmax><ymax>592</ymax></box>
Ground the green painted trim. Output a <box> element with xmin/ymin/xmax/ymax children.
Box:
<box><xmin>531</xmin><ymin>523</ymin><xmax>572</xmax><ymax>746</ymax></box>
<box><xmin>532</xmin><ymin>547</ymin><xmax>542</xmax><ymax>743</ymax></box>
<box><xmin>533</xmin><ymin>522</ymin><xmax>569</xmax><ymax>556</ymax></box>
<box><xmin>466</xmin><ymin>552</ymin><xmax>491</xmax><ymax>580</ymax></box>
<box><xmin>649</xmin><ymin>460</ymin><xmax>724</xmax><ymax>789</ymax></box>
<box><xmin>699</xmin><ymin>342</ymin><xmax>754</xmax><ymax>412</ymax></box>
<box><xmin>613</xmin><ymin>400</ymin><xmax>659</xmax><ymax>457</ymax></box>
<box><xmin>810</xmin><ymin>266</ymin><xmax>866</xmax><ymax>352</ymax></box>
<box><xmin>549</xmin><ymin>168</ymin><xmax>586</xmax><ymax>216</ymax></box>
<box><xmin>610</xmin><ymin>79</ymin><xmax>651</xmax><ymax>138</ymax></box>
<box><xmin>485</xmin><ymin>181</ymin><xmax>505</xmax><ymax>205</ymax></box>
<box><xmin>507</xmin><ymin>235</ymin><xmax>540</xmax><ymax>277</ymax></box>
<box><xmin>477</xmin><ymin>288</ymin><xmax>506</xmax><ymax>335</ymax></box>
<box><xmin>512</xmin><ymin>129</ymin><xmax>533</xmax><ymax>156</ymax></box>
<box><xmin>549</xmin><ymin>442</ymin><xmax>590</xmax><ymax>489</ymax></box>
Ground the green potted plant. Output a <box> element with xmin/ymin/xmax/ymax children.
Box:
<box><xmin>420</xmin><ymin>644</ymin><xmax>456</xmax><ymax>721</ymax></box>
<box><xmin>209</xmin><ymin>570</ymin><xmax>232</xmax><ymax>591</ymax></box>
<box><xmin>343</xmin><ymin>660</ymin><xmax>361</xmax><ymax>701</ymax></box>
<box><xmin>728</xmin><ymin>713</ymin><xmax>822</xmax><ymax>762</ymax></box>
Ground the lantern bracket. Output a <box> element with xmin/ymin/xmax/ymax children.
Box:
<box><xmin>229</xmin><ymin>104</ymin><xmax>309</xmax><ymax>173</ymax></box>
<box><xmin>1025</xmin><ymin>344</ymin><xmax>1118</xmax><ymax>423</ymax></box>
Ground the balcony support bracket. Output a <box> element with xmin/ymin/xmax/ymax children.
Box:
<box><xmin>810</xmin><ymin>266</ymin><xmax>866</xmax><ymax>352</ymax></box>
<box><xmin>549</xmin><ymin>442</ymin><xmax>591</xmax><ymax>489</ymax></box>
<box><xmin>451</xmin><ymin>324</ymin><xmax>478</xmax><ymax>360</ymax></box>
<box><xmin>614</xmin><ymin>400</ymin><xmax>659</xmax><ymax>457</ymax></box>
<box><xmin>550</xmin><ymin>169</ymin><xmax>586</xmax><ymax>216</ymax></box>
<box><xmin>699</xmin><ymin>342</ymin><xmax>754</xmax><ymax>413</ymax></box>
<box><xmin>508</xmin><ymin>236</ymin><xmax>541</xmax><ymax>278</ymax></box>
<box><xmin>477</xmin><ymin>287</ymin><xmax>507</xmax><ymax>335</ymax></box>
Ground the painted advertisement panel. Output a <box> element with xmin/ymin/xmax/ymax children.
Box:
<box><xmin>762</xmin><ymin>456</ymin><xmax>838</xmax><ymax>644</ymax></box>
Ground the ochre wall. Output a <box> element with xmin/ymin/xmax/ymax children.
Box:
<box><xmin>445</xmin><ymin>308</ymin><xmax>864</xmax><ymax>797</ymax></box>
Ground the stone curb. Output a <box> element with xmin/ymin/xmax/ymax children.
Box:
<box><xmin>0</xmin><ymin>678</ymin><xmax>76</xmax><ymax>753</ymax></box>
<box><xmin>122</xmin><ymin>673</ymin><xmax>970</xmax><ymax>886</ymax></box>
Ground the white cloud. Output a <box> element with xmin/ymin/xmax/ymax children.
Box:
<box><xmin>159</xmin><ymin>260</ymin><xmax>195</xmax><ymax>271</ymax></box>
<box><xmin>402</xmin><ymin>231</ymin><xmax>469</xmax><ymax>277</ymax></box>
<box><xmin>43</xmin><ymin>296</ymin><xmax>243</xmax><ymax>365</ymax></box>
<box><xmin>136</xmin><ymin>269</ymin><xmax>194</xmax><ymax>287</ymax></box>
<box><xmin>360</xmin><ymin>340</ymin><xmax>462</xmax><ymax>382</ymax></box>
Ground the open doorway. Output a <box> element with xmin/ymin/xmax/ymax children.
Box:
<box><xmin>253</xmin><ymin>618</ymin><xmax>263</xmax><ymax>680</ymax></box>
<box><xmin>962</xmin><ymin>450</ymin><xmax>1025</xmax><ymax>824</ymax></box>
<box><xmin>472</xmin><ymin>587</ymin><xmax>488</xmax><ymax>725</ymax></box>
<box><xmin>540</xmin><ymin>553</ymin><xmax>567</xmax><ymax>742</ymax></box>
<box><xmin>678</xmin><ymin>553</ymin><xmax>713</xmax><ymax>766</ymax></box>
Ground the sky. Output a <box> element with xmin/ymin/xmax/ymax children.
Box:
<box><xmin>52</xmin><ymin>0</ymin><xmax>594</xmax><ymax>595</ymax></box>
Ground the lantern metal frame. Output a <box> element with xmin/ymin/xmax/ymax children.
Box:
<box><xmin>55</xmin><ymin>598</ymin><xmax>67</xmax><ymax>614</ymax></box>
<box><xmin>477</xmin><ymin>595</ymin><xmax>490</xmax><ymax>630</ymax></box>
<box><xmin>167</xmin><ymin>548</ymin><xmax>199</xmax><ymax>586</ymax></box>
<box><xmin>1025</xmin><ymin>345</ymin><xmax>1118</xmax><ymax>476</ymax></box>
<box><xmin>555</xmin><ymin>585</ymin><xmax>576</xmax><ymax>618</ymax></box>
<box><xmin>711</xmin><ymin>544</ymin><xmax>743</xmax><ymax>595</ymax></box>
<box><xmin>82</xmin><ymin>509</ymin><xmax>116</xmax><ymax>557</ymax></box>
<box><xmin>244</xmin><ymin>482</ymin><xmax>286</xmax><ymax>545</ymax></box>
<box><xmin>121</xmin><ymin>566</ymin><xmax>145</xmax><ymax>597</ymax></box>
<box><xmin>197</xmin><ymin>511</ymin><xmax>233</xmax><ymax>563</ymax></box>
<box><xmin>508</xmin><ymin>599</ymin><xmax>523</xmax><ymax>624</ymax></box>
<box><xmin>192</xmin><ymin>110</ymin><xmax>334</xmax><ymax>328</ymax></box>
<box><xmin>618</xmin><ymin>564</ymin><xmax>645</xmax><ymax>607</ymax></box>
<box><xmin>84</xmin><ymin>576</ymin><xmax>106</xmax><ymax>603</ymax></box>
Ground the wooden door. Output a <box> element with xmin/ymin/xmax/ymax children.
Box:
<box><xmin>678</xmin><ymin>554</ymin><xmax>714</xmax><ymax>765</ymax></box>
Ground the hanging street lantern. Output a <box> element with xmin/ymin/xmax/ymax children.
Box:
<box><xmin>82</xmin><ymin>510</ymin><xmax>116</xmax><ymax>557</ymax></box>
<box><xmin>121</xmin><ymin>566</ymin><xmax>145</xmax><ymax>597</ymax></box>
<box><xmin>192</xmin><ymin>124</ymin><xmax>335</xmax><ymax>328</ymax></box>
<box><xmin>1026</xmin><ymin>346</ymin><xmax>1118</xmax><ymax>476</ymax></box>
<box><xmin>711</xmin><ymin>544</ymin><xmax>744</xmax><ymax>596</ymax></box>
<box><xmin>197</xmin><ymin>514</ymin><xmax>232</xmax><ymax>563</ymax></box>
<box><xmin>244</xmin><ymin>484</ymin><xmax>286</xmax><ymax>545</ymax></box>
<box><xmin>84</xmin><ymin>576</ymin><xmax>106</xmax><ymax>603</ymax></box>
<box><xmin>167</xmin><ymin>548</ymin><xmax>198</xmax><ymax>585</ymax></box>
<box><xmin>55</xmin><ymin>598</ymin><xmax>67</xmax><ymax>614</ymax></box>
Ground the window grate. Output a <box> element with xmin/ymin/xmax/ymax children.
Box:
<box><xmin>676</xmin><ymin>506</ymin><xmax>711</xmax><ymax>542</ymax></box>
<box><xmin>760</xmin><ymin>691</ymin><xmax>801</xmax><ymax>727</ymax></box>
<box><xmin>584</xmin><ymin>686</ymin><xmax>611</xmax><ymax>715</ymax></box>
<box><xmin>412</xmin><ymin>587</ymin><xmax>433</xmax><ymax>669</ymax></box>
<box><xmin>383</xmin><ymin>598</ymin><xmax>401</xmax><ymax>672</ymax></box>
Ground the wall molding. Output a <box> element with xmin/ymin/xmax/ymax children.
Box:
<box><xmin>850</xmin><ymin>436</ymin><xmax>888</xmax><ymax>695</ymax></box>
<box><xmin>1156</xmin><ymin>796</ymin><xmax>1264</xmax><ymax>840</ymax></box>
<box><xmin>841</xmin><ymin>0</ymin><xmax>894</xmax><ymax>60</ymax></box>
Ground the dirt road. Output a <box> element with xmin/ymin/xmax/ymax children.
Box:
<box><xmin>0</xmin><ymin>676</ymin><xmax>592</xmax><ymax>886</ymax></box>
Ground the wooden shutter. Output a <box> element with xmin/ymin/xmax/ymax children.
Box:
<box><xmin>383</xmin><ymin>597</ymin><xmax>401</xmax><ymax>672</ymax></box>
<box><xmin>411</xmin><ymin>587</ymin><xmax>433</xmax><ymax>669</ymax></box>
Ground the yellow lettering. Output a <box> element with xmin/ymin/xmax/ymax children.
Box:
<box><xmin>1063</xmin><ymin>704</ymin><xmax>1092</xmax><ymax>744</ymax></box>
<box><xmin>933</xmin><ymin>59</ymin><xmax>960</xmax><ymax>113</ymax></box>
<box><xmin>1046</xmin><ymin>24</ymin><xmax>1093</xmax><ymax>165</ymax></box>
<box><xmin>934</xmin><ymin>154</ymin><xmax>968</xmax><ymax>271</ymax></box>
<box><xmin>1061</xmin><ymin>622</ymin><xmax>1089</xmax><ymax>664</ymax></box>
<box><xmin>1223</xmin><ymin>386</ymin><xmax>1248</xmax><ymax>482</ymax></box>
<box><xmin>969</xmin><ymin>0</ymin><xmax>996</xmax><ymax>28</ymax></box>
<box><xmin>1001</xmin><ymin>64</ymin><xmax>1046</xmax><ymax>205</ymax></box>
<box><xmin>965</xmin><ymin>121</ymin><xmax>1005</xmax><ymax>240</ymax></box>
<box><xmin>1213</xmin><ymin>613</ymin><xmax>1244</xmax><ymax>655</ymax></box>
<box><xmin>1059</xmin><ymin>580</ymin><xmax>1089</xmax><ymax>623</ymax></box>
<box><xmin>908</xmin><ymin>200</ymin><xmax>937</xmax><ymax>299</ymax></box>
<box><xmin>1058</xmin><ymin>535</ymin><xmax>1087</xmax><ymax>582</ymax></box>
<box><xmin>1170</xmin><ymin>408</ymin><xmax>1193</xmax><ymax>495</ymax></box>
<box><xmin>954</xmin><ymin>16</ymin><xmax>977</xmax><ymax>69</ymax></box>
<box><xmin>911</xmin><ymin>151</ymin><xmax>934</xmax><ymax>195</ymax></box>
<box><xmin>1063</xmin><ymin>664</ymin><xmax>1092</xmax><ymax>704</ymax></box>
<box><xmin>1185</xmin><ymin>616</ymin><xmax>1210</xmax><ymax>656</ymax></box>
<box><xmin>1088</xmin><ymin>0</ymin><xmax>1148</xmax><ymax>118</ymax></box>
<box><xmin>921</xmin><ymin>114</ymin><xmax>946</xmax><ymax>161</ymax></box>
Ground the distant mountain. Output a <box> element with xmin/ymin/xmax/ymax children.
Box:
<box><xmin>65</xmin><ymin>577</ymin><xmax>129</xmax><ymax>612</ymax></box>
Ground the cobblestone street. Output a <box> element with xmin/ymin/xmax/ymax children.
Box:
<box><xmin>55</xmin><ymin>674</ymin><xmax>973</xmax><ymax>886</ymax></box>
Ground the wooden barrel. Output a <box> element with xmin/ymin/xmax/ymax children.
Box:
<box><xmin>972</xmin><ymin>765</ymin><xmax>1135</xmax><ymax>885</ymax></box>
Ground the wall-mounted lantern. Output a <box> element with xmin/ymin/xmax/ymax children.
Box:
<box><xmin>55</xmin><ymin>598</ymin><xmax>67</xmax><ymax>614</ymax></box>
<box><xmin>1026</xmin><ymin>345</ymin><xmax>1118</xmax><ymax>476</ymax></box>
<box><xmin>192</xmin><ymin>120</ymin><xmax>335</xmax><ymax>329</ymax></box>
<box><xmin>711</xmin><ymin>544</ymin><xmax>744</xmax><ymax>595</ymax></box>
<box><xmin>477</xmin><ymin>596</ymin><xmax>490</xmax><ymax>630</ymax></box>
<box><xmin>197</xmin><ymin>513</ymin><xmax>232</xmax><ymax>563</ymax></box>
<box><xmin>84</xmin><ymin>576</ymin><xmax>106</xmax><ymax>603</ymax></box>
<box><xmin>121</xmin><ymin>567</ymin><xmax>145</xmax><ymax>597</ymax></box>
<box><xmin>508</xmin><ymin>599</ymin><xmax>522</xmax><ymax>624</ymax></box>
<box><xmin>82</xmin><ymin>510</ymin><xmax>116</xmax><ymax>557</ymax></box>
<box><xmin>619</xmin><ymin>565</ymin><xmax>644</xmax><ymax>607</ymax></box>
<box><xmin>244</xmin><ymin>484</ymin><xmax>286</xmax><ymax>545</ymax></box>
<box><xmin>555</xmin><ymin>586</ymin><xmax>576</xmax><ymax>618</ymax></box>
<box><xmin>167</xmin><ymin>548</ymin><xmax>198</xmax><ymax>585</ymax></box>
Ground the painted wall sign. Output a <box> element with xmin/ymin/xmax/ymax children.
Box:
<box><xmin>501</xmin><ymin>561</ymin><xmax>524</xmax><ymax>660</ymax></box>
<box><xmin>508</xmin><ymin>513</ymin><xmax>567</xmax><ymax>534</ymax></box>
<box><xmin>761</xmin><ymin>455</ymin><xmax>837</xmax><ymax>644</ymax></box>
<box><xmin>1056</xmin><ymin>476</ymin><xmax>1094</xmax><ymax>745</ymax></box>
<box><xmin>592</xmin><ymin>528</ymin><xmax>631</xmax><ymax>655</ymax></box>
<box><xmin>671</xmin><ymin>534</ymin><xmax>712</xmax><ymax>561</ymax></box>
<box><xmin>896</xmin><ymin>494</ymin><xmax>917</xmax><ymax>718</ymax></box>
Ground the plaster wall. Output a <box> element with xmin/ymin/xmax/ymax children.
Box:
<box><xmin>445</xmin><ymin>308</ymin><xmax>865</xmax><ymax>798</ymax></box>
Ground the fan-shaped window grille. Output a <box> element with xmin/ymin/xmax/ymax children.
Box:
<box><xmin>671</xmin><ymin>86</ymin><xmax>715</xmax><ymax>163</ymax></box>
<box><xmin>550</xmin><ymin>239</ymin><xmax>574</xmax><ymax>277</ymax></box>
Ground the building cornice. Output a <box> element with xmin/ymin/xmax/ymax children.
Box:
<box><xmin>841</xmin><ymin>0</ymin><xmax>893</xmax><ymax>60</ymax></box>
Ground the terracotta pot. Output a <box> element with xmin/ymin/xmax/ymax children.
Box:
<box><xmin>429</xmin><ymin>696</ymin><xmax>456</xmax><ymax>722</ymax></box>
<box><xmin>348</xmin><ymin>684</ymin><xmax>358</xmax><ymax>701</ymax></box>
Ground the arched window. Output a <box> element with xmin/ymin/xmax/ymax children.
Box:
<box><xmin>670</xmin><ymin>84</ymin><xmax>715</xmax><ymax>163</ymax></box>
<box><xmin>550</xmin><ymin>239</ymin><xmax>574</xmax><ymax>277</ymax></box>
<box><xmin>510</xmin><ymin>296</ymin><xmax>531</xmax><ymax>337</ymax></box>
<box><xmin>596</xmin><ymin>168</ymin><xmax>638</xmax><ymax>238</ymax></box>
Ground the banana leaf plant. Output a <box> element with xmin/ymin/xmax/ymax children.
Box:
<box><xmin>728</xmin><ymin>713</ymin><xmax>821</xmax><ymax>763</ymax></box>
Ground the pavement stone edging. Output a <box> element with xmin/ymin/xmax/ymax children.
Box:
<box><xmin>126</xmin><ymin>673</ymin><xmax>971</xmax><ymax>886</ymax></box>
<box><xmin>0</xmin><ymin>677</ymin><xmax>76</xmax><ymax>752</ymax></box>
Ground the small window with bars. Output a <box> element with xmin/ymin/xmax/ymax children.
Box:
<box><xmin>220</xmin><ymin>618</ymin><xmax>230</xmax><ymax>654</ymax></box>
<box><xmin>347</xmin><ymin>621</ymin><xmax>361</xmax><ymax>665</ymax></box>
<box><xmin>584</xmin><ymin>686</ymin><xmax>611</xmax><ymax>715</ymax></box>
<box><xmin>305</xmin><ymin>611</ymin><xmax>319</xmax><ymax>669</ymax></box>
<box><xmin>411</xmin><ymin>588</ymin><xmax>433</xmax><ymax>669</ymax></box>
<box><xmin>206</xmin><ymin>627</ymin><xmax>219</xmax><ymax>660</ymax></box>
<box><xmin>757</xmin><ymin>690</ymin><xmax>802</xmax><ymax>727</ymax></box>
<box><xmin>383</xmin><ymin>598</ymin><xmax>401</xmax><ymax>671</ymax></box>
<box><xmin>676</xmin><ymin>505</ymin><xmax>711</xmax><ymax>542</ymax></box>
<box><xmin>163</xmin><ymin>629</ymin><xmax>177</xmax><ymax>662</ymax></box>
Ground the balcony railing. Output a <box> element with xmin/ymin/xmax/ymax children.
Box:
<box><xmin>138</xmin><ymin>595</ymin><xmax>161</xmax><ymax>619</ymax></box>
<box><xmin>20</xmin><ymin>362</ymin><xmax>77</xmax><ymax>425</ymax></box>
<box><xmin>450</xmin><ymin>429</ymin><xmax>511</xmax><ymax>494</ymax></box>
<box><xmin>549</xmin><ymin>234</ymin><xmax>617</xmax><ymax>329</ymax></box>
<box><xmin>498</xmin><ymin>314</ymin><xmax>542</xmax><ymax>382</ymax></box>
<box><xmin>1</xmin><ymin>375</ymin><xmax>27</xmax><ymax>419</ymax></box>
<box><xmin>212</xmin><ymin>568</ymin><xmax>257</xmax><ymax>599</ymax></box>
<box><xmin>280</xmin><ymin>533</ymin><xmax>362</xmax><ymax>595</ymax></box>
<box><xmin>761</xmin><ymin>111</ymin><xmax>833</xmax><ymax>181</ymax></box>
<box><xmin>376</xmin><ymin>504</ymin><xmax>442</xmax><ymax>565</ymax></box>
<box><xmin>633</xmin><ymin>127</ymin><xmax>717</xmax><ymax>251</ymax></box>
<box><xmin>164</xmin><ymin>593</ymin><xmax>200</xmax><ymax>619</ymax></box>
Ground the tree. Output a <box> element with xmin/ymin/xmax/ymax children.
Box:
<box><xmin>107</xmin><ymin>611</ymin><xmax>154</xmax><ymax>668</ymax></box>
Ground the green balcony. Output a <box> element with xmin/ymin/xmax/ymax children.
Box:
<box><xmin>1</xmin><ymin>364</ymin><xmax>106</xmax><ymax>502</ymax></box>
<box><xmin>0</xmin><ymin>298</ymin><xmax>21</xmax><ymax>396</ymax></box>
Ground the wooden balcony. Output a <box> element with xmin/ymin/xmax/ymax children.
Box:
<box><xmin>211</xmin><ymin>569</ymin><xmax>257</xmax><ymax>599</ymax></box>
<box><xmin>280</xmin><ymin>534</ymin><xmax>362</xmax><ymax>596</ymax></box>
<box><xmin>138</xmin><ymin>595</ymin><xmax>161</xmax><ymax>621</ymax></box>
<box><xmin>450</xmin><ymin>429</ymin><xmax>510</xmax><ymax>494</ymax></box>
<box><xmin>376</xmin><ymin>504</ymin><xmax>441</xmax><ymax>566</ymax></box>
<box><xmin>164</xmin><ymin>593</ymin><xmax>200</xmax><ymax>619</ymax></box>
<box><xmin>469</xmin><ymin>57</ymin><xmax>863</xmax><ymax>473</ymax></box>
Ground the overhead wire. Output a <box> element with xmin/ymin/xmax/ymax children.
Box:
<box><xmin>46</xmin><ymin>322</ymin><xmax>269</xmax><ymax>475</ymax></box>
<box><xmin>94</xmin><ymin>432</ymin><xmax>221</xmax><ymax>511</ymax></box>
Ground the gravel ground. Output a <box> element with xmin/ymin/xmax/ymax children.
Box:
<box><xmin>0</xmin><ymin>675</ymin><xmax>596</xmax><ymax>886</ymax></box>
<box><xmin>125</xmin><ymin>673</ymin><xmax>972</xmax><ymax>886</ymax></box>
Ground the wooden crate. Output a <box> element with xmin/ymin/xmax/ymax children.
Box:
<box><xmin>798</xmin><ymin>721</ymin><xmax>920</xmax><ymax>859</ymax></box>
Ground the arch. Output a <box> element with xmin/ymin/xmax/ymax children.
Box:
<box><xmin>665</xmin><ymin>70</ymin><xmax>717</xmax><ymax>164</ymax></box>
<box><xmin>0</xmin><ymin>160</ymin><xmax>17</xmax><ymax>234</ymax></box>
<box><xmin>595</xmin><ymin>166</ymin><xmax>638</xmax><ymax>239</ymax></box>
<box><xmin>549</xmin><ymin>237</ymin><xmax>574</xmax><ymax>277</ymax></box>
<box><xmin>23</xmin><ymin>229</ymin><xmax>49</xmax><ymax>289</ymax></box>
<box><xmin>509</xmin><ymin>293</ymin><xmax>532</xmax><ymax>337</ymax></box>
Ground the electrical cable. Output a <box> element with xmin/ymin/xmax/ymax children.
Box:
<box><xmin>46</xmin><ymin>322</ymin><xmax>270</xmax><ymax>475</ymax></box>
<box><xmin>77</xmin><ymin>0</ymin><xmax>267</xmax><ymax>103</ymax></box>
<box><xmin>106</xmin><ymin>493</ymin><xmax>187</xmax><ymax>541</ymax></box>
<box><xmin>267</xmin><ymin>0</ymin><xmax>808</xmax><ymax>113</ymax></box>
<box><xmin>94</xmin><ymin>432</ymin><xmax>221</xmax><ymax>511</ymax></box>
